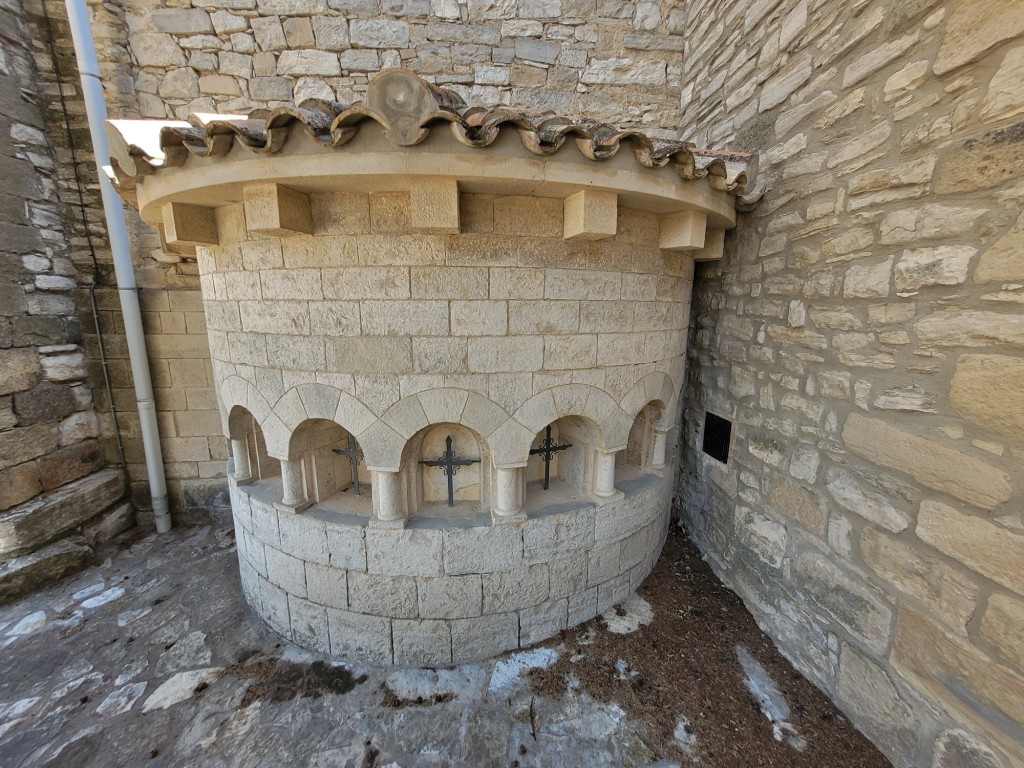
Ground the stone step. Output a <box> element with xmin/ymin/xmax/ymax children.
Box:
<box><xmin>0</xmin><ymin>467</ymin><xmax>126</xmax><ymax>558</ymax></box>
<box><xmin>0</xmin><ymin>537</ymin><xmax>93</xmax><ymax>604</ymax></box>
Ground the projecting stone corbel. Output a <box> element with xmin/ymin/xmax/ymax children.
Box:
<box><xmin>243</xmin><ymin>182</ymin><xmax>313</xmax><ymax>237</ymax></box>
<box><xmin>162</xmin><ymin>201</ymin><xmax>219</xmax><ymax>247</ymax></box>
<box><xmin>410</xmin><ymin>178</ymin><xmax>460</xmax><ymax>234</ymax></box>
<box><xmin>563</xmin><ymin>189</ymin><xmax>618</xmax><ymax>241</ymax></box>
<box><xmin>695</xmin><ymin>230</ymin><xmax>725</xmax><ymax>261</ymax></box>
<box><xmin>659</xmin><ymin>210</ymin><xmax>707</xmax><ymax>251</ymax></box>
<box><xmin>157</xmin><ymin>224</ymin><xmax>196</xmax><ymax>256</ymax></box>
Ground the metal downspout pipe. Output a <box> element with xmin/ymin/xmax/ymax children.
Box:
<box><xmin>64</xmin><ymin>0</ymin><xmax>172</xmax><ymax>533</ymax></box>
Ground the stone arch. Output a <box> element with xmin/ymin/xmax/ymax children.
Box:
<box><xmin>400</xmin><ymin>421</ymin><xmax>492</xmax><ymax>518</ymax></box>
<box><xmin>620</xmin><ymin>371</ymin><xmax>676</xmax><ymax>428</ymax></box>
<box><xmin>218</xmin><ymin>374</ymin><xmax>272</xmax><ymax>438</ymax></box>
<box><xmin>524</xmin><ymin>415</ymin><xmax>602</xmax><ymax>500</ymax></box>
<box><xmin>619</xmin><ymin>400</ymin><xmax>665</xmax><ymax>474</ymax></box>
<box><xmin>288</xmin><ymin>417</ymin><xmax>368</xmax><ymax>504</ymax></box>
<box><xmin>502</xmin><ymin>384</ymin><xmax>633</xmax><ymax>465</ymax></box>
<box><xmin>225</xmin><ymin>403</ymin><xmax>278</xmax><ymax>482</ymax></box>
<box><xmin>361</xmin><ymin>388</ymin><xmax>510</xmax><ymax>471</ymax></box>
<box><xmin>263</xmin><ymin>385</ymin><xmax>376</xmax><ymax>460</ymax></box>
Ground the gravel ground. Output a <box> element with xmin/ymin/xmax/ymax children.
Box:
<box><xmin>0</xmin><ymin>522</ymin><xmax>890</xmax><ymax>767</ymax></box>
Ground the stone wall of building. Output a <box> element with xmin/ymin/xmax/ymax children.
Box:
<box><xmin>0</xmin><ymin>0</ymin><xmax>130</xmax><ymax>600</ymax></box>
<box><xmin>675</xmin><ymin>0</ymin><xmax>1024</xmax><ymax>766</ymax></box>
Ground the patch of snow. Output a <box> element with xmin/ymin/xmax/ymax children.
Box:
<box><xmin>577</xmin><ymin>627</ymin><xmax>598</xmax><ymax>646</ymax></box>
<box><xmin>80</xmin><ymin>587</ymin><xmax>125</xmax><ymax>610</ymax></box>
<box><xmin>673</xmin><ymin>716</ymin><xmax>700</xmax><ymax>763</ymax></box>
<box><xmin>615</xmin><ymin>659</ymin><xmax>638</xmax><ymax>680</ymax></box>
<box><xmin>600</xmin><ymin>594</ymin><xmax>654</xmax><ymax>634</ymax></box>
<box><xmin>52</xmin><ymin>611</ymin><xmax>83</xmax><ymax>631</ymax></box>
<box><xmin>488</xmin><ymin>648</ymin><xmax>559</xmax><ymax>693</ymax></box>
<box><xmin>96</xmin><ymin>682</ymin><xmax>147</xmax><ymax>716</ymax></box>
<box><xmin>72</xmin><ymin>582</ymin><xmax>105</xmax><ymax>601</ymax></box>
<box><xmin>735</xmin><ymin>645</ymin><xmax>806</xmax><ymax>751</ymax></box>
<box><xmin>142</xmin><ymin>667</ymin><xmax>222</xmax><ymax>713</ymax></box>
<box><xmin>0</xmin><ymin>697</ymin><xmax>39</xmax><ymax>720</ymax></box>
<box><xmin>8</xmin><ymin>610</ymin><xmax>46</xmax><ymax>636</ymax></box>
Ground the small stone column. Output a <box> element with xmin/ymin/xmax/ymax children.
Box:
<box><xmin>650</xmin><ymin>428</ymin><xmax>669</xmax><ymax>469</ymax></box>
<box><xmin>492</xmin><ymin>466</ymin><xmax>526</xmax><ymax>523</ymax></box>
<box><xmin>371</xmin><ymin>470</ymin><xmax>405</xmax><ymax>527</ymax></box>
<box><xmin>278</xmin><ymin>458</ymin><xmax>310</xmax><ymax>512</ymax></box>
<box><xmin>231</xmin><ymin>438</ymin><xmax>252</xmax><ymax>482</ymax></box>
<box><xmin>593</xmin><ymin>449</ymin><xmax>618</xmax><ymax>497</ymax></box>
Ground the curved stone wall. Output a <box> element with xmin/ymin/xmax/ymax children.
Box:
<box><xmin>230</xmin><ymin>469</ymin><xmax>670</xmax><ymax>665</ymax></box>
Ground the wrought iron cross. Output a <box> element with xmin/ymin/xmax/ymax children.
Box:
<box><xmin>419</xmin><ymin>435</ymin><xmax>479</xmax><ymax>507</ymax></box>
<box><xmin>332</xmin><ymin>437</ymin><xmax>364</xmax><ymax>495</ymax></box>
<box><xmin>530</xmin><ymin>425</ymin><xmax>572</xmax><ymax>490</ymax></box>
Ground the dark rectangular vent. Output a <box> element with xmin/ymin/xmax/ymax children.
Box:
<box><xmin>702</xmin><ymin>412</ymin><xmax>732</xmax><ymax>464</ymax></box>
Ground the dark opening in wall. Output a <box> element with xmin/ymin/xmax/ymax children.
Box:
<box><xmin>701</xmin><ymin>412</ymin><xmax>732</xmax><ymax>463</ymax></box>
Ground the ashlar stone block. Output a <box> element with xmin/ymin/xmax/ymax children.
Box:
<box><xmin>163</xmin><ymin>202</ymin><xmax>219</xmax><ymax>247</ymax></box>
<box><xmin>410</xmin><ymin>179</ymin><xmax>460</xmax><ymax>234</ymax></box>
<box><xmin>327</xmin><ymin>607</ymin><xmax>393</xmax><ymax>664</ymax></box>
<box><xmin>243</xmin><ymin>183</ymin><xmax>313</xmax><ymax>237</ymax></box>
<box><xmin>393</xmin><ymin>619</ymin><xmax>452</xmax><ymax>666</ymax></box>
<box><xmin>659</xmin><ymin>210</ymin><xmax>707</xmax><ymax>251</ymax></box>
<box><xmin>417</xmin><ymin>574</ymin><xmax>482</xmax><ymax>618</ymax></box>
<box><xmin>563</xmin><ymin>189</ymin><xmax>617</xmax><ymax>241</ymax></box>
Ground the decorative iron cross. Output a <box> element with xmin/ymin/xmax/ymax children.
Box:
<box><xmin>332</xmin><ymin>437</ymin><xmax>364</xmax><ymax>495</ymax></box>
<box><xmin>419</xmin><ymin>435</ymin><xmax>479</xmax><ymax>507</ymax></box>
<box><xmin>530</xmin><ymin>425</ymin><xmax>572</xmax><ymax>490</ymax></box>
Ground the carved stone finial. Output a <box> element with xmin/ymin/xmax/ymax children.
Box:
<box><xmin>363</xmin><ymin>69</ymin><xmax>443</xmax><ymax>146</ymax></box>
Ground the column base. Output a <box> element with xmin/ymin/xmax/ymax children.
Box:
<box><xmin>491</xmin><ymin>511</ymin><xmax>527</xmax><ymax>526</ymax></box>
<box><xmin>369</xmin><ymin>517</ymin><xmax>408</xmax><ymax>529</ymax></box>
<box><xmin>275</xmin><ymin>501</ymin><xmax>312</xmax><ymax>515</ymax></box>
<box><xmin>593</xmin><ymin>489</ymin><xmax>625</xmax><ymax>507</ymax></box>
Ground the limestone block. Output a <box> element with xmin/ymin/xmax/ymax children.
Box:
<box><xmin>519</xmin><ymin>598</ymin><xmax>568</xmax><ymax>645</ymax></box>
<box><xmin>413</xmin><ymin>338</ymin><xmax>468</xmax><ymax>374</ymax></box>
<box><xmin>0</xmin><ymin>468</ymin><xmax>123</xmax><ymax>556</ymax></box>
<box><xmin>515</xmin><ymin>38</ymin><xmax>560</xmax><ymax>65</ymax></box>
<box><xmin>581</xmin><ymin>58</ymin><xmax>667</xmax><ymax>86</ymax></box>
<box><xmin>981</xmin><ymin>593</ymin><xmax>1024</xmax><ymax>673</ymax></box>
<box><xmin>587</xmin><ymin>543</ymin><xmax>620</xmax><ymax>587</ymax></box>
<box><xmin>797</xmin><ymin>553</ymin><xmax>893</xmax><ymax>654</ymax></box>
<box><xmin>279</xmin><ymin>514</ymin><xmax>328</xmax><ymax>566</ymax></box>
<box><xmin>861</xmin><ymin>527</ymin><xmax>977</xmax><ymax>634</ymax></box>
<box><xmin>265</xmin><ymin>335</ymin><xmax>325</xmax><ymax>371</ymax></box>
<box><xmin>312</xmin><ymin>16</ymin><xmax>350</xmax><ymax>50</ymax></box>
<box><xmin>563</xmin><ymin>190</ymin><xmax>617</xmax><ymax>241</ymax></box>
<box><xmin>0</xmin><ymin>348</ymin><xmax>41</xmax><ymax>396</ymax></box>
<box><xmin>451</xmin><ymin>301</ymin><xmax>507</xmax><ymax>336</ymax></box>
<box><xmin>950</xmin><ymin>354</ymin><xmax>1024</xmax><ymax>440</ymax></box>
<box><xmin>350</xmin><ymin>19</ymin><xmax>410</xmax><ymax>48</ymax></box>
<box><xmin>250</xmin><ymin>497</ymin><xmax>281</xmax><ymax>548</ymax></box>
<box><xmin>482</xmin><ymin>563</ymin><xmax>549</xmax><ymax>612</ymax></box>
<box><xmin>0</xmin><ymin>538</ymin><xmax>92</xmax><ymax>604</ymax></box>
<box><xmin>694</xmin><ymin>229</ymin><xmax>725</xmax><ymax>261</ymax></box>
<box><xmin>361</xmin><ymin>300</ymin><xmax>449</xmax><ymax>336</ymax></box>
<box><xmin>917</xmin><ymin>500</ymin><xmax>1024</xmax><ymax>596</ymax></box>
<box><xmin>366</xmin><ymin>529</ymin><xmax>443</xmax><ymax>577</ymax></box>
<box><xmin>523</xmin><ymin>506</ymin><xmax>595</xmax><ymax>565</ymax></box>
<box><xmin>450</xmin><ymin>612</ymin><xmax>518</xmax><ymax>662</ymax></box>
<box><xmin>824</xmin><ymin>468</ymin><xmax>910</xmax><ymax>532</ymax></box>
<box><xmin>843</xmin><ymin>258</ymin><xmax>892</xmax><ymax>298</ymax></box>
<box><xmin>596</xmin><ymin>573</ymin><xmax>631</xmax><ymax>613</ymax></box>
<box><xmin>461</xmin><ymin>392</ymin><xmax>508</xmax><ymax>437</ymax></box>
<box><xmin>835</xmin><ymin>644</ymin><xmax>918</xmax><ymax>759</ymax></box>
<box><xmin>976</xmin><ymin>211</ymin><xmax>1024</xmax><ymax>283</ymax></box>
<box><xmin>442</xmin><ymin>526</ymin><xmax>523</xmax><ymax>575</ymax></box>
<box><xmin>243</xmin><ymin>183</ymin><xmax>313</xmax><ymax>237</ymax></box>
<box><xmin>417</xmin><ymin>388</ymin><xmax>469</xmax><ymax>426</ymax></box>
<box><xmin>736</xmin><ymin>507</ymin><xmax>786</xmax><ymax>569</ymax></box>
<box><xmin>322</xmin><ymin>267</ymin><xmax>410</xmax><ymax>300</ymax></box>
<box><xmin>328</xmin><ymin>337</ymin><xmax>412</xmax><ymax>374</ymax></box>
<box><xmin>548</xmin><ymin>553</ymin><xmax>589</xmax><ymax>600</ymax></box>
<box><xmin>659</xmin><ymin>211</ymin><xmax>707</xmax><ymax>251</ymax></box>
<box><xmin>310</xmin><ymin>302</ymin><xmax>360</xmax><ymax>337</ymax></box>
<box><xmin>842</xmin><ymin>414</ymin><xmax>1013</xmax><ymax>509</ymax></box>
<box><xmin>285</xmin><ymin>595</ymin><xmax>328</xmax><ymax>654</ymax></box>
<box><xmin>260</xmin><ymin>577</ymin><xmax>291</xmax><ymax>635</ymax></box>
<box><xmin>411</xmin><ymin>267</ymin><xmax>489</xmax><ymax>299</ymax></box>
<box><xmin>326</xmin><ymin>607</ymin><xmax>393</xmax><ymax>664</ymax></box>
<box><xmin>916</xmin><ymin>310</ymin><xmax>1024</xmax><ymax>348</ymax></box>
<box><xmin>381</xmin><ymin>396</ymin><xmax>429</xmax><ymax>439</ymax></box>
<box><xmin>239</xmin><ymin>301</ymin><xmax>309</xmax><ymax>335</ymax></box>
<box><xmin>490</xmin><ymin>268</ymin><xmax>544</xmax><ymax>300</ymax></box>
<box><xmin>393</xmin><ymin>619</ymin><xmax>453</xmax><ymax>666</ymax></box>
<box><xmin>131</xmin><ymin>33</ymin><xmax>187</xmax><ymax>68</ymax></box>
<box><xmin>250</xmin><ymin>78</ymin><xmax>293</xmax><ymax>101</ymax></box>
<box><xmin>348</xmin><ymin>571</ymin><xmax>418</xmax><ymax>618</ymax></box>
<box><xmin>467</xmin><ymin>337</ymin><xmax>543</xmax><ymax>373</ymax></box>
<box><xmin>162</xmin><ymin>202</ymin><xmax>218</xmax><ymax>247</ymax></box>
<box><xmin>0</xmin><ymin>463</ymin><xmax>41</xmax><ymax>513</ymax></box>
<box><xmin>158</xmin><ymin>68</ymin><xmax>199</xmax><ymax>99</ymax></box>
<box><xmin>410</xmin><ymin>179</ymin><xmax>460</xmax><ymax>234</ymax></box>
<box><xmin>894</xmin><ymin>247</ymin><xmax>974</xmax><ymax>291</ymax></box>
<box><xmin>326</xmin><ymin>525</ymin><xmax>367</xmax><ymax>571</ymax></box>
<box><xmin>276</xmin><ymin>50</ymin><xmax>341</xmax><ymax>76</ymax></box>
<box><xmin>568</xmin><ymin>587</ymin><xmax>598</xmax><ymax>626</ymax></box>
<box><xmin>931</xmin><ymin>730</ymin><xmax>1009</xmax><ymax>768</ymax></box>
<box><xmin>544</xmin><ymin>335</ymin><xmax>597</xmax><ymax>369</ymax></box>
<box><xmin>264</xmin><ymin>544</ymin><xmax>307</xmax><ymax>598</ymax></box>
<box><xmin>508</xmin><ymin>300</ymin><xmax>579</xmax><ymax>334</ymax></box>
<box><xmin>893</xmin><ymin>606</ymin><xmax>1024</xmax><ymax>763</ymax></box>
<box><xmin>933</xmin><ymin>0</ymin><xmax>1024</xmax><ymax>75</ymax></box>
<box><xmin>981</xmin><ymin>46</ymin><xmax>1024</xmax><ymax>122</ymax></box>
<box><xmin>545</xmin><ymin>269</ymin><xmax>620</xmax><ymax>301</ymax></box>
<box><xmin>417</xmin><ymin>574</ymin><xmax>482</xmax><ymax>618</ymax></box>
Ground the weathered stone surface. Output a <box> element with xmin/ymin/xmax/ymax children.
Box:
<box><xmin>0</xmin><ymin>537</ymin><xmax>92</xmax><ymax>604</ymax></box>
<box><xmin>981</xmin><ymin>46</ymin><xmax>1024</xmax><ymax>123</ymax></box>
<box><xmin>581</xmin><ymin>58</ymin><xmax>667</xmax><ymax>86</ymax></box>
<box><xmin>860</xmin><ymin>527</ymin><xmax>977</xmax><ymax>633</ymax></box>
<box><xmin>933</xmin><ymin>0</ymin><xmax>1024</xmax><ymax>75</ymax></box>
<box><xmin>326</xmin><ymin>607</ymin><xmax>393</xmax><ymax>664</ymax></box>
<box><xmin>917</xmin><ymin>500</ymin><xmax>1024</xmax><ymax>596</ymax></box>
<box><xmin>980</xmin><ymin>593</ymin><xmax>1024</xmax><ymax>672</ymax></box>
<box><xmin>0</xmin><ymin>463</ymin><xmax>42</xmax><ymax>513</ymax></box>
<box><xmin>843</xmin><ymin>258</ymin><xmax>891</xmax><ymax>298</ymax></box>
<box><xmin>768</xmin><ymin>475</ymin><xmax>825</xmax><ymax>534</ymax></box>
<box><xmin>916</xmin><ymin>310</ymin><xmax>1024</xmax><ymax>348</ymax></box>
<box><xmin>276</xmin><ymin>50</ymin><xmax>341</xmax><ymax>76</ymax></box>
<box><xmin>931</xmin><ymin>729</ymin><xmax>1008</xmax><ymax>768</ymax></box>
<box><xmin>0</xmin><ymin>423</ymin><xmax>58</xmax><ymax>472</ymax></box>
<box><xmin>0</xmin><ymin>348</ymin><xmax>40</xmax><ymax>396</ymax></box>
<box><xmin>842</xmin><ymin>414</ymin><xmax>1013</xmax><ymax>509</ymax></box>
<box><xmin>975</xmin><ymin>211</ymin><xmax>1024</xmax><ymax>283</ymax></box>
<box><xmin>893</xmin><ymin>246</ymin><xmax>974</xmax><ymax>291</ymax></box>
<box><xmin>950</xmin><ymin>354</ymin><xmax>1024</xmax><ymax>439</ymax></box>
<box><xmin>393</xmin><ymin>619</ymin><xmax>452</xmax><ymax>666</ymax></box>
<box><xmin>37</xmin><ymin>441</ymin><xmax>104</xmax><ymax>491</ymax></box>
<box><xmin>347</xmin><ymin>571</ymin><xmax>417</xmax><ymax>618</ymax></box>
<box><xmin>152</xmin><ymin>9</ymin><xmax>214</xmax><ymax>34</ymax></box>
<box><xmin>442</xmin><ymin>526</ymin><xmax>523</xmax><ymax>575</ymax></box>
<box><xmin>835</xmin><ymin>644</ymin><xmax>917</xmax><ymax>759</ymax></box>
<box><xmin>450</xmin><ymin>612</ymin><xmax>519</xmax><ymax>662</ymax></box>
<box><xmin>350</xmin><ymin>19</ymin><xmax>410</xmax><ymax>48</ymax></box>
<box><xmin>797</xmin><ymin>553</ymin><xmax>893</xmax><ymax>653</ymax></box>
<box><xmin>0</xmin><ymin>468</ymin><xmax>124</xmax><ymax>557</ymax></box>
<box><xmin>417</xmin><ymin>574</ymin><xmax>482</xmax><ymax>618</ymax></box>
<box><xmin>824</xmin><ymin>468</ymin><xmax>910</xmax><ymax>532</ymax></box>
<box><xmin>736</xmin><ymin>507</ymin><xmax>786</xmax><ymax>568</ymax></box>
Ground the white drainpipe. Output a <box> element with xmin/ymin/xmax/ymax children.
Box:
<box><xmin>64</xmin><ymin>0</ymin><xmax>172</xmax><ymax>534</ymax></box>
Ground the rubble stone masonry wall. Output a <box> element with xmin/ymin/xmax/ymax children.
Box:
<box><xmin>675</xmin><ymin>0</ymin><xmax>1024</xmax><ymax>766</ymax></box>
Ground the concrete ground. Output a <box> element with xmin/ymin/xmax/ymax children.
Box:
<box><xmin>0</xmin><ymin>522</ymin><xmax>889</xmax><ymax>768</ymax></box>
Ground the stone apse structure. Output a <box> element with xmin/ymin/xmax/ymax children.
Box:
<box><xmin>107</xmin><ymin>70</ymin><xmax>757</xmax><ymax>664</ymax></box>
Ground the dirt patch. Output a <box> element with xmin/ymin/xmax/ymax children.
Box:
<box><xmin>527</xmin><ymin>525</ymin><xmax>892</xmax><ymax>767</ymax></box>
<box><xmin>229</xmin><ymin>654</ymin><xmax>367</xmax><ymax>708</ymax></box>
